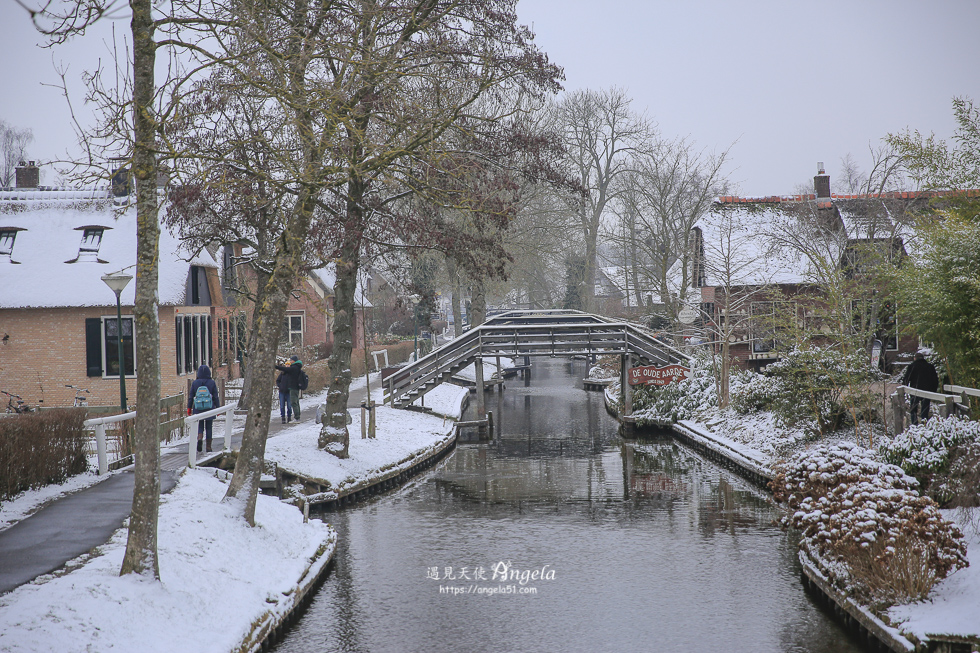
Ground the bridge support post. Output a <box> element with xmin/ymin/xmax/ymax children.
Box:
<box><xmin>622</xmin><ymin>352</ymin><xmax>633</xmax><ymax>417</ymax></box>
<box><xmin>475</xmin><ymin>356</ymin><xmax>487</xmax><ymax>438</ymax></box>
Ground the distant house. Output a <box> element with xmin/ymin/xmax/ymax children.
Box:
<box><xmin>691</xmin><ymin>164</ymin><xmax>972</xmax><ymax>371</ymax></box>
<box><xmin>0</xmin><ymin>163</ymin><xmax>229</xmax><ymax>409</ymax></box>
<box><xmin>0</xmin><ymin>162</ymin><xmax>378</xmax><ymax>409</ymax></box>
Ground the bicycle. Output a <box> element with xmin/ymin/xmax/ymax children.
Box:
<box><xmin>66</xmin><ymin>385</ymin><xmax>90</xmax><ymax>407</ymax></box>
<box><xmin>2</xmin><ymin>390</ymin><xmax>35</xmax><ymax>414</ymax></box>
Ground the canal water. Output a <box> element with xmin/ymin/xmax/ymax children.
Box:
<box><xmin>274</xmin><ymin>358</ymin><xmax>867</xmax><ymax>653</ymax></box>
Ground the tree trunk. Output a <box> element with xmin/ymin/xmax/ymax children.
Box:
<box><xmin>470</xmin><ymin>277</ymin><xmax>486</xmax><ymax>327</ymax></box>
<box><xmin>447</xmin><ymin>257</ymin><xmax>462</xmax><ymax>337</ymax></box>
<box><xmin>720</xmin><ymin>336</ymin><xmax>731</xmax><ymax>409</ymax></box>
<box><xmin>120</xmin><ymin>0</ymin><xmax>161</xmax><ymax>579</ymax></box>
<box><xmin>319</xmin><ymin>231</ymin><xmax>361</xmax><ymax>456</ymax></box>
<box><xmin>236</xmin><ymin>266</ymin><xmax>271</xmax><ymax>412</ymax></box>
<box><xmin>582</xmin><ymin>208</ymin><xmax>598</xmax><ymax>314</ymax></box>
<box><xmin>224</xmin><ymin>200</ymin><xmax>311</xmax><ymax>524</ymax></box>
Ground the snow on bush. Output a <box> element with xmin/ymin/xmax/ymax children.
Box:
<box><xmin>588</xmin><ymin>355</ymin><xmax>620</xmax><ymax>380</ymax></box>
<box><xmin>630</xmin><ymin>351</ymin><xmax>716</xmax><ymax>425</ymax></box>
<box><xmin>748</xmin><ymin>346</ymin><xmax>883</xmax><ymax>435</ymax></box>
<box><xmin>882</xmin><ymin>415</ymin><xmax>980</xmax><ymax>507</ymax></box>
<box><xmin>773</xmin><ymin>441</ymin><xmax>968</xmax><ymax>604</ymax></box>
<box><xmin>730</xmin><ymin>368</ymin><xmax>783</xmax><ymax>415</ymax></box>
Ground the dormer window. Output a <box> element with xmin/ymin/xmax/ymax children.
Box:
<box><xmin>67</xmin><ymin>225</ymin><xmax>109</xmax><ymax>263</ymax></box>
<box><xmin>80</xmin><ymin>227</ymin><xmax>104</xmax><ymax>253</ymax></box>
<box><xmin>0</xmin><ymin>228</ymin><xmax>22</xmax><ymax>263</ymax></box>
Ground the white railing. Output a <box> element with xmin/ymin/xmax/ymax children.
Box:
<box><xmin>185</xmin><ymin>404</ymin><xmax>238</xmax><ymax>468</ymax></box>
<box><xmin>84</xmin><ymin>403</ymin><xmax>238</xmax><ymax>474</ymax></box>
<box><xmin>84</xmin><ymin>410</ymin><xmax>137</xmax><ymax>476</ymax></box>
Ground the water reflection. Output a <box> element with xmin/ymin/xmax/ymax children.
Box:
<box><xmin>273</xmin><ymin>358</ymin><xmax>867</xmax><ymax>653</ymax></box>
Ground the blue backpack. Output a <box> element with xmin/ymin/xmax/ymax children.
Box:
<box><xmin>193</xmin><ymin>385</ymin><xmax>213</xmax><ymax>411</ymax></box>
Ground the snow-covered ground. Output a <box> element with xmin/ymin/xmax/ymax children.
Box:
<box><xmin>454</xmin><ymin>357</ymin><xmax>513</xmax><ymax>382</ymax></box>
<box><xmin>888</xmin><ymin>508</ymin><xmax>980</xmax><ymax>643</ymax></box>
<box><xmin>0</xmin><ymin>373</ymin><xmax>469</xmax><ymax>652</ymax></box>
<box><xmin>0</xmin><ymin>469</ymin><xmax>335</xmax><ymax>653</ymax></box>
<box><xmin>265</xmin><ymin>382</ymin><xmax>468</xmax><ymax>493</ymax></box>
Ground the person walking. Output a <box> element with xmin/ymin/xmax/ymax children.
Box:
<box><xmin>275</xmin><ymin>355</ymin><xmax>303</xmax><ymax>422</ymax></box>
<box><xmin>188</xmin><ymin>364</ymin><xmax>221</xmax><ymax>452</ymax></box>
<box><xmin>901</xmin><ymin>351</ymin><xmax>939</xmax><ymax>425</ymax></box>
<box><xmin>276</xmin><ymin>367</ymin><xmax>293</xmax><ymax>424</ymax></box>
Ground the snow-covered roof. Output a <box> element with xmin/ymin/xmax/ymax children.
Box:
<box><xmin>307</xmin><ymin>264</ymin><xmax>372</xmax><ymax>307</ymax></box>
<box><xmin>695</xmin><ymin>205</ymin><xmax>815</xmax><ymax>287</ymax></box>
<box><xmin>0</xmin><ymin>191</ymin><xmax>217</xmax><ymax>309</ymax></box>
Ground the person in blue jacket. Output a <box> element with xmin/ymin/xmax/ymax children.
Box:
<box><xmin>188</xmin><ymin>364</ymin><xmax>221</xmax><ymax>452</ymax></box>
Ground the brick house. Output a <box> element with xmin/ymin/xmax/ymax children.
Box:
<box><xmin>0</xmin><ymin>175</ymin><xmax>228</xmax><ymax>409</ymax></box>
<box><xmin>690</xmin><ymin>165</ymin><xmax>959</xmax><ymax>372</ymax></box>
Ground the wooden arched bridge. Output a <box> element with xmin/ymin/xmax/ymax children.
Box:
<box><xmin>384</xmin><ymin>310</ymin><xmax>690</xmax><ymax>416</ymax></box>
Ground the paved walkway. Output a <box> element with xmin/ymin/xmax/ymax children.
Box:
<box><xmin>0</xmin><ymin>371</ymin><xmax>382</xmax><ymax>596</ymax></box>
<box><xmin>0</xmin><ymin>471</ymin><xmax>178</xmax><ymax>594</ymax></box>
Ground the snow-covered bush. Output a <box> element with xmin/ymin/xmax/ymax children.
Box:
<box><xmin>772</xmin><ymin>441</ymin><xmax>968</xmax><ymax>605</ymax></box>
<box><xmin>762</xmin><ymin>346</ymin><xmax>883</xmax><ymax>435</ymax></box>
<box><xmin>630</xmin><ymin>351</ymin><xmax>716</xmax><ymax>425</ymax></box>
<box><xmin>882</xmin><ymin>415</ymin><xmax>980</xmax><ymax>507</ymax></box>
<box><xmin>730</xmin><ymin>369</ymin><xmax>783</xmax><ymax>415</ymax></box>
<box><xmin>588</xmin><ymin>355</ymin><xmax>620</xmax><ymax>380</ymax></box>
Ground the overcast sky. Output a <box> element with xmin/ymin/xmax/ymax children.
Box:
<box><xmin>3</xmin><ymin>0</ymin><xmax>979</xmax><ymax>195</ymax></box>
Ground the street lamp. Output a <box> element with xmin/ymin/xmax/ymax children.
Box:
<box><xmin>102</xmin><ymin>271</ymin><xmax>133</xmax><ymax>412</ymax></box>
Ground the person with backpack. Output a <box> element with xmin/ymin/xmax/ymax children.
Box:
<box><xmin>187</xmin><ymin>364</ymin><xmax>221</xmax><ymax>452</ymax></box>
<box><xmin>275</xmin><ymin>355</ymin><xmax>306</xmax><ymax>422</ymax></box>
<box><xmin>276</xmin><ymin>368</ymin><xmax>293</xmax><ymax>424</ymax></box>
<box><xmin>901</xmin><ymin>351</ymin><xmax>940</xmax><ymax>425</ymax></box>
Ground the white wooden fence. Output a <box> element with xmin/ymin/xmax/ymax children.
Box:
<box><xmin>84</xmin><ymin>402</ymin><xmax>238</xmax><ymax>474</ymax></box>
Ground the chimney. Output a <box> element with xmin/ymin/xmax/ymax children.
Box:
<box><xmin>109</xmin><ymin>157</ymin><xmax>131</xmax><ymax>198</ymax></box>
<box><xmin>15</xmin><ymin>161</ymin><xmax>39</xmax><ymax>189</ymax></box>
<box><xmin>813</xmin><ymin>161</ymin><xmax>831</xmax><ymax>199</ymax></box>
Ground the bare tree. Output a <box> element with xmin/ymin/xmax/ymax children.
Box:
<box><xmin>552</xmin><ymin>87</ymin><xmax>655</xmax><ymax>313</ymax></box>
<box><xmin>0</xmin><ymin>120</ymin><xmax>34</xmax><ymax>187</ymax></box>
<box><xmin>614</xmin><ymin>137</ymin><xmax>731</xmax><ymax>325</ymax></box>
<box><xmin>699</xmin><ymin>207</ymin><xmax>774</xmax><ymax>407</ymax></box>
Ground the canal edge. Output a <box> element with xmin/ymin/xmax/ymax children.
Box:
<box><xmin>600</xmin><ymin>388</ymin><xmax>926</xmax><ymax>653</ymax></box>
<box><xmin>669</xmin><ymin>419</ymin><xmax>920</xmax><ymax>653</ymax></box>
<box><xmin>272</xmin><ymin>391</ymin><xmax>470</xmax><ymax>511</ymax></box>
<box><xmin>233</xmin><ymin>533</ymin><xmax>337</xmax><ymax>653</ymax></box>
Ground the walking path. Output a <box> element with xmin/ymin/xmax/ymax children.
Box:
<box><xmin>0</xmin><ymin>371</ymin><xmax>381</xmax><ymax>596</ymax></box>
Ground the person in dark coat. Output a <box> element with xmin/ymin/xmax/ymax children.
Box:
<box><xmin>901</xmin><ymin>352</ymin><xmax>939</xmax><ymax>425</ymax></box>
<box><xmin>276</xmin><ymin>368</ymin><xmax>293</xmax><ymax>424</ymax></box>
<box><xmin>274</xmin><ymin>355</ymin><xmax>303</xmax><ymax>422</ymax></box>
<box><xmin>188</xmin><ymin>364</ymin><xmax>221</xmax><ymax>452</ymax></box>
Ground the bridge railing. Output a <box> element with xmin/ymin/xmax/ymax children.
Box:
<box><xmin>384</xmin><ymin>312</ymin><xmax>690</xmax><ymax>407</ymax></box>
<box><xmin>185</xmin><ymin>403</ymin><xmax>238</xmax><ymax>468</ymax></box>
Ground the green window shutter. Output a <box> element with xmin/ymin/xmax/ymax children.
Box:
<box><xmin>85</xmin><ymin>318</ymin><xmax>103</xmax><ymax>377</ymax></box>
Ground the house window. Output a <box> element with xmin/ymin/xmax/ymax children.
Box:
<box><xmin>79</xmin><ymin>228</ymin><xmax>104</xmax><ymax>252</ymax></box>
<box><xmin>282</xmin><ymin>314</ymin><xmax>304</xmax><ymax>347</ymax></box>
<box><xmin>102</xmin><ymin>316</ymin><xmax>135</xmax><ymax>377</ymax></box>
<box><xmin>751</xmin><ymin>301</ymin><xmax>778</xmax><ymax>354</ymax></box>
<box><xmin>852</xmin><ymin>299</ymin><xmax>898</xmax><ymax>351</ymax></box>
<box><xmin>0</xmin><ymin>228</ymin><xmax>19</xmax><ymax>259</ymax></box>
<box><xmin>216</xmin><ymin>315</ymin><xmax>244</xmax><ymax>366</ymax></box>
<box><xmin>84</xmin><ymin>317</ymin><xmax>134</xmax><ymax>377</ymax></box>
<box><xmin>175</xmin><ymin>314</ymin><xmax>212</xmax><ymax>375</ymax></box>
<box><xmin>187</xmin><ymin>266</ymin><xmax>212</xmax><ymax>306</ymax></box>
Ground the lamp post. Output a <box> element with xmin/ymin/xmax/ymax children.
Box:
<box><xmin>102</xmin><ymin>272</ymin><xmax>133</xmax><ymax>412</ymax></box>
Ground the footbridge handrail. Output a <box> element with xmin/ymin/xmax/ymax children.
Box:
<box><xmin>385</xmin><ymin>310</ymin><xmax>689</xmax><ymax>408</ymax></box>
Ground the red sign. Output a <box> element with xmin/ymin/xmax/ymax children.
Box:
<box><xmin>628</xmin><ymin>364</ymin><xmax>691</xmax><ymax>386</ymax></box>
